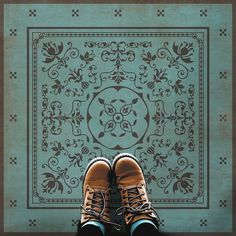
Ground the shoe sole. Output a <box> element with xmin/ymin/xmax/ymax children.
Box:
<box><xmin>112</xmin><ymin>152</ymin><xmax>147</xmax><ymax>186</ymax></box>
<box><xmin>82</xmin><ymin>157</ymin><xmax>112</xmax><ymax>194</ymax></box>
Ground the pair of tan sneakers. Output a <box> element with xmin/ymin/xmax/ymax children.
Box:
<box><xmin>78</xmin><ymin>153</ymin><xmax>159</xmax><ymax>233</ymax></box>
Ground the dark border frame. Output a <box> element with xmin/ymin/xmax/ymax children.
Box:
<box><xmin>0</xmin><ymin>1</ymin><xmax>235</xmax><ymax>236</ymax></box>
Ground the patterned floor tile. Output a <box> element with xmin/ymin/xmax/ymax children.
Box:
<box><xmin>3</xmin><ymin>3</ymin><xmax>233</xmax><ymax>234</ymax></box>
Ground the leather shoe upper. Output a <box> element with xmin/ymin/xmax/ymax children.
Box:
<box><xmin>81</xmin><ymin>158</ymin><xmax>111</xmax><ymax>224</ymax></box>
<box><xmin>113</xmin><ymin>154</ymin><xmax>159</xmax><ymax>226</ymax></box>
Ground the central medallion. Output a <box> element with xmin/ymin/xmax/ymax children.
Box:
<box><xmin>87</xmin><ymin>86</ymin><xmax>149</xmax><ymax>149</ymax></box>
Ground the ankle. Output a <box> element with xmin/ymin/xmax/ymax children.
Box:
<box><xmin>131</xmin><ymin>219</ymin><xmax>159</xmax><ymax>236</ymax></box>
<box><xmin>79</xmin><ymin>221</ymin><xmax>105</xmax><ymax>236</ymax></box>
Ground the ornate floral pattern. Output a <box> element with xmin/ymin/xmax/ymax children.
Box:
<box><xmin>42</xmin><ymin>42</ymin><xmax>80</xmax><ymax>79</ymax></box>
<box><xmin>97</xmin><ymin>97</ymin><xmax>139</xmax><ymax>138</ymax></box>
<box><xmin>29</xmin><ymin>30</ymin><xmax>207</xmax><ymax>208</ymax></box>
<box><xmin>42</xmin><ymin>42</ymin><xmax>64</xmax><ymax>63</ymax></box>
<box><xmin>87</xmin><ymin>86</ymin><xmax>149</xmax><ymax>149</ymax></box>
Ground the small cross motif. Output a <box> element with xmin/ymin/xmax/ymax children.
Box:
<box><xmin>219</xmin><ymin>71</ymin><xmax>227</xmax><ymax>79</ymax></box>
<box><xmin>72</xmin><ymin>9</ymin><xmax>79</xmax><ymax>17</ymax></box>
<box><xmin>219</xmin><ymin>156</ymin><xmax>227</xmax><ymax>165</ymax></box>
<box><xmin>219</xmin><ymin>114</ymin><xmax>227</xmax><ymax>122</ymax></box>
<box><xmin>9</xmin><ymin>156</ymin><xmax>17</xmax><ymax>165</ymax></box>
<box><xmin>200</xmin><ymin>219</ymin><xmax>207</xmax><ymax>227</ymax></box>
<box><xmin>9</xmin><ymin>29</ymin><xmax>17</xmax><ymax>36</ymax></box>
<box><xmin>219</xmin><ymin>29</ymin><xmax>227</xmax><ymax>36</ymax></box>
<box><xmin>9</xmin><ymin>72</ymin><xmax>17</xmax><ymax>79</ymax></box>
<box><xmin>9</xmin><ymin>114</ymin><xmax>17</xmax><ymax>122</ymax></box>
<box><xmin>157</xmin><ymin>9</ymin><xmax>165</xmax><ymax>17</ymax></box>
<box><xmin>219</xmin><ymin>200</ymin><xmax>227</xmax><ymax>207</ymax></box>
<box><xmin>29</xmin><ymin>9</ymin><xmax>36</xmax><ymax>17</ymax></box>
<box><xmin>29</xmin><ymin>219</ymin><xmax>37</xmax><ymax>227</ymax></box>
<box><xmin>114</xmin><ymin>9</ymin><xmax>122</xmax><ymax>17</ymax></box>
<box><xmin>9</xmin><ymin>200</ymin><xmax>17</xmax><ymax>207</ymax></box>
<box><xmin>200</xmin><ymin>9</ymin><xmax>207</xmax><ymax>17</ymax></box>
<box><xmin>72</xmin><ymin>219</ymin><xmax>79</xmax><ymax>226</ymax></box>
<box><xmin>159</xmin><ymin>219</ymin><xmax>165</xmax><ymax>227</ymax></box>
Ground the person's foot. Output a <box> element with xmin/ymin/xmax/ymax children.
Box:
<box><xmin>78</xmin><ymin>157</ymin><xmax>121</xmax><ymax>234</ymax></box>
<box><xmin>112</xmin><ymin>153</ymin><xmax>159</xmax><ymax>228</ymax></box>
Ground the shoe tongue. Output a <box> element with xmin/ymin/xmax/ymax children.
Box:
<box><xmin>92</xmin><ymin>189</ymin><xmax>110</xmax><ymax>212</ymax></box>
<box><xmin>90</xmin><ymin>191</ymin><xmax>104</xmax><ymax>213</ymax></box>
<box><xmin>127</xmin><ymin>188</ymin><xmax>155</xmax><ymax>224</ymax></box>
<box><xmin>127</xmin><ymin>188</ymin><xmax>141</xmax><ymax>209</ymax></box>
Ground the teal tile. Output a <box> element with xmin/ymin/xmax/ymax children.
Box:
<box><xmin>3</xmin><ymin>3</ymin><xmax>232</xmax><ymax>233</ymax></box>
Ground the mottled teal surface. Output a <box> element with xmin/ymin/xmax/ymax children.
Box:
<box><xmin>4</xmin><ymin>4</ymin><xmax>232</xmax><ymax>233</ymax></box>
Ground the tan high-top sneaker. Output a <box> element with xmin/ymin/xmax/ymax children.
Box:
<box><xmin>112</xmin><ymin>153</ymin><xmax>159</xmax><ymax>228</ymax></box>
<box><xmin>78</xmin><ymin>157</ymin><xmax>121</xmax><ymax>233</ymax></box>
